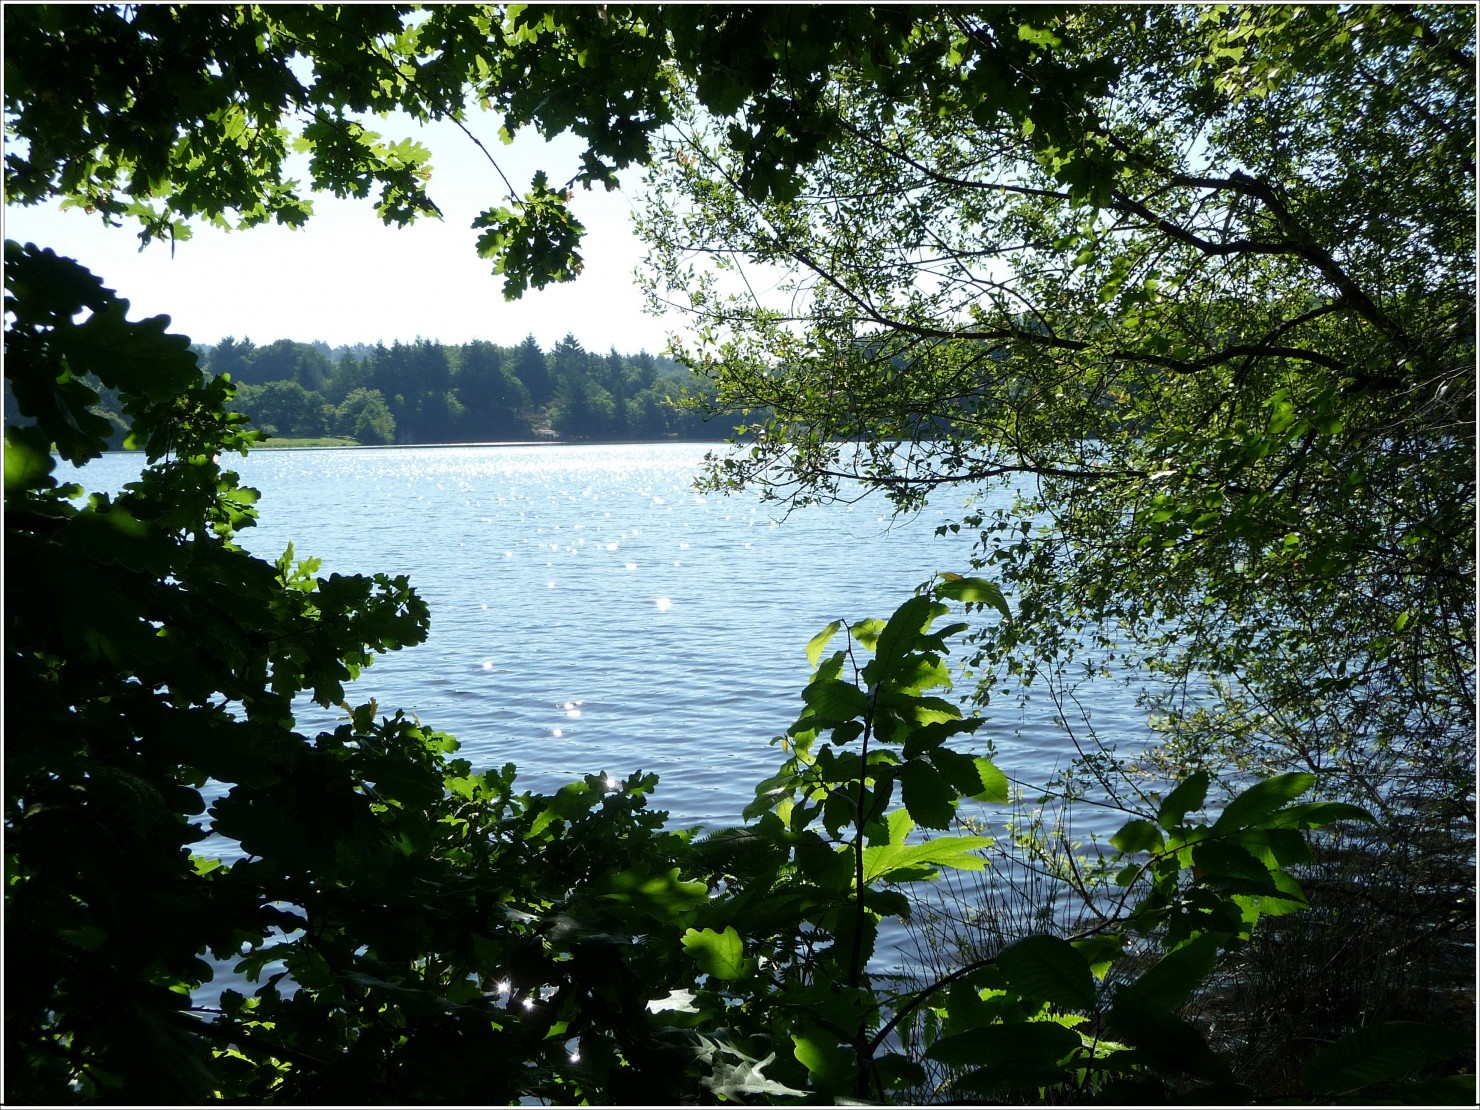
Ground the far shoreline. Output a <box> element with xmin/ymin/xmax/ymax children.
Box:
<box><xmin>100</xmin><ymin>434</ymin><xmax>736</xmax><ymax>454</ymax></box>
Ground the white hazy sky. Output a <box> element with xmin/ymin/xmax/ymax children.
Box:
<box><xmin>2</xmin><ymin>110</ymin><xmax>686</xmax><ymax>355</ymax></box>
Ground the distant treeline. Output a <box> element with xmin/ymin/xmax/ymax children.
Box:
<box><xmin>197</xmin><ymin>334</ymin><xmax>724</xmax><ymax>444</ymax></box>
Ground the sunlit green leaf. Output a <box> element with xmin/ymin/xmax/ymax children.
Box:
<box><xmin>792</xmin><ymin>1026</ymin><xmax>855</xmax><ymax>1093</ymax></box>
<box><xmin>861</xmin><ymin>832</ymin><xmax>992</xmax><ymax>884</ymax></box>
<box><xmin>806</xmin><ymin>619</ymin><xmax>843</xmax><ymax>668</ymax></box>
<box><xmin>1157</xmin><ymin>771</ymin><xmax>1209</xmax><ymax>829</ymax></box>
<box><xmin>1213</xmin><ymin>773</ymin><xmax>1314</xmax><ymax>831</ymax></box>
<box><xmin>682</xmin><ymin>925</ymin><xmax>747</xmax><ymax>980</ymax></box>
<box><xmin>1112</xmin><ymin>818</ymin><xmax>1165</xmax><ymax>855</ymax></box>
<box><xmin>935</xmin><ymin>574</ymin><xmax>1012</xmax><ymax>619</ymax></box>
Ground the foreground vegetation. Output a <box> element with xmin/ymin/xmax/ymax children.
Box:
<box><xmin>5</xmin><ymin>3</ymin><xmax>1473</xmax><ymax>1103</ymax></box>
<box><xmin>8</xmin><ymin>276</ymin><xmax>1460</xmax><ymax>1100</ymax></box>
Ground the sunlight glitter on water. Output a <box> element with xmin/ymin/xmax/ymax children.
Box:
<box><xmin>79</xmin><ymin>438</ymin><xmax>1187</xmax><ymax>1033</ymax></box>
<box><xmin>81</xmin><ymin>442</ymin><xmax>1143</xmax><ymax>833</ymax></box>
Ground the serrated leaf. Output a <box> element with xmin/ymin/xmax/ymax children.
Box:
<box><xmin>1157</xmin><ymin>770</ymin><xmax>1209</xmax><ymax>829</ymax></box>
<box><xmin>744</xmin><ymin>772</ymin><xmax>797</xmax><ymax>820</ymax></box>
<box><xmin>1304</xmin><ymin>1022</ymin><xmax>1473</xmax><ymax>1093</ymax></box>
<box><xmin>927</xmin><ymin>1020</ymin><xmax>1081</xmax><ymax>1067</ymax></box>
<box><xmin>904</xmin><ymin>717</ymin><xmax>983</xmax><ymax>760</ymax></box>
<box><xmin>1111</xmin><ymin>818</ymin><xmax>1165</xmax><ymax>855</ymax></box>
<box><xmin>1262</xmin><ymin>800</ymin><xmax>1374</xmax><ymax>829</ymax></box>
<box><xmin>1190</xmin><ymin>841</ymin><xmax>1283</xmax><ymax>896</ymax></box>
<box><xmin>1115</xmin><ymin>932</ymin><xmax>1219</xmax><ymax>1014</ymax></box>
<box><xmin>887</xmin><ymin>654</ymin><xmax>953</xmax><ymax>692</ymax></box>
<box><xmin>849</xmin><ymin>617</ymin><xmax>887</xmax><ymax>650</ymax></box>
<box><xmin>1072</xmin><ymin>933</ymin><xmax>1125</xmax><ymax>979</ymax></box>
<box><xmin>900</xmin><ymin>759</ymin><xmax>957</xmax><ymax>830</ymax></box>
<box><xmin>1213</xmin><ymin>773</ymin><xmax>1314</xmax><ymax>831</ymax></box>
<box><xmin>799</xmin><ymin>677</ymin><xmax>868</xmax><ymax>722</ymax></box>
<box><xmin>861</xmin><ymin>832</ymin><xmax>992</xmax><ymax>884</ymax></box>
<box><xmin>868</xmin><ymin>595</ymin><xmax>948</xmax><ymax>685</ymax></box>
<box><xmin>924</xmin><ymin>743</ymin><xmax>989</xmax><ymax>792</ymax></box>
<box><xmin>997</xmin><ymin>934</ymin><xmax>1096</xmax><ymax>1010</ymax></box>
<box><xmin>971</xmin><ymin>757</ymin><xmax>1009</xmax><ymax>803</ymax></box>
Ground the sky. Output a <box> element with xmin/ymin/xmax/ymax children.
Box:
<box><xmin>2</xmin><ymin>110</ymin><xmax>686</xmax><ymax>356</ymax></box>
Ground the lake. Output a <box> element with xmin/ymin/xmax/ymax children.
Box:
<box><xmin>74</xmin><ymin>440</ymin><xmax>1166</xmax><ymax>990</ymax></box>
<box><xmin>79</xmin><ymin>441</ymin><xmax>1152</xmax><ymax>830</ymax></box>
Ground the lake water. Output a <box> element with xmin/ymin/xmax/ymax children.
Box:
<box><xmin>79</xmin><ymin>441</ymin><xmax>1153</xmax><ymax>831</ymax></box>
<box><xmin>73</xmin><ymin>440</ymin><xmax>1164</xmax><ymax>992</ymax></box>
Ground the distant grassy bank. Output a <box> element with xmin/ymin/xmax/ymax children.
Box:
<box><xmin>250</xmin><ymin>435</ymin><xmax>360</xmax><ymax>449</ymax></box>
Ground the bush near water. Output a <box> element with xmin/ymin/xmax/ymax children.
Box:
<box><xmin>5</xmin><ymin>4</ymin><xmax>1473</xmax><ymax>1104</ymax></box>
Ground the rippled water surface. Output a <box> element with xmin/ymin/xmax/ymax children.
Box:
<box><xmin>85</xmin><ymin>442</ymin><xmax>1151</xmax><ymax>829</ymax></box>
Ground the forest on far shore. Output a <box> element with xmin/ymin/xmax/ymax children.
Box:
<box><xmin>9</xmin><ymin>332</ymin><xmax>728</xmax><ymax>447</ymax></box>
<box><xmin>212</xmin><ymin>333</ymin><xmax>726</xmax><ymax>444</ymax></box>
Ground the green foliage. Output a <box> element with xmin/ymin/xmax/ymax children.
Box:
<box><xmin>5</xmin><ymin>242</ymin><xmax>203</xmax><ymax>465</ymax></box>
<box><xmin>638</xmin><ymin>0</ymin><xmax>1475</xmax><ymax>792</ymax></box>
<box><xmin>5</xmin><ymin>244</ymin><xmax>425</xmax><ymax>1100</ymax></box>
<box><xmin>5</xmin><ymin>5</ymin><xmax>1120</xmax><ymax>292</ymax></box>
<box><xmin>232</xmin><ymin>379</ymin><xmax>327</xmax><ymax>438</ymax></box>
<box><xmin>4</xmin><ymin>244</ymin><xmax>742</xmax><ymax>1103</ymax></box>
<box><xmin>583</xmin><ymin>586</ymin><xmax>1393</xmax><ymax>1105</ymax></box>
<box><xmin>4</xmin><ymin>298</ymin><xmax>1408</xmax><ymax>1100</ymax></box>
<box><xmin>334</xmin><ymin>386</ymin><xmax>397</xmax><ymax>445</ymax></box>
<box><xmin>635</xmin><ymin>7</ymin><xmax>1474</xmax><ymax>1086</ymax></box>
<box><xmin>6</xmin><ymin>4</ymin><xmax>1473</xmax><ymax>1104</ymax></box>
<box><xmin>473</xmin><ymin>171</ymin><xmax>586</xmax><ymax>299</ymax></box>
<box><xmin>1303</xmin><ymin>1021</ymin><xmax>1476</xmax><ymax>1099</ymax></box>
